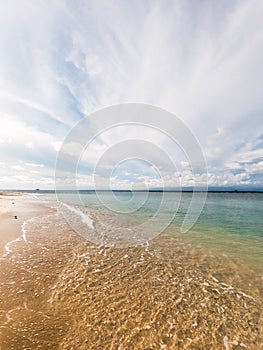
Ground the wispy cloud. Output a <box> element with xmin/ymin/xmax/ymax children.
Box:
<box><xmin>0</xmin><ymin>0</ymin><xmax>262</xmax><ymax>189</ymax></box>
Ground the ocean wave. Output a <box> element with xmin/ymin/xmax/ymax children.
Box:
<box><xmin>3</xmin><ymin>236</ymin><xmax>22</xmax><ymax>257</ymax></box>
<box><xmin>60</xmin><ymin>202</ymin><xmax>94</xmax><ymax>229</ymax></box>
<box><xmin>2</xmin><ymin>217</ymin><xmax>37</xmax><ymax>258</ymax></box>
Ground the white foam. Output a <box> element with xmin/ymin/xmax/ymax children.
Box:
<box><xmin>4</xmin><ymin>237</ymin><xmax>21</xmax><ymax>256</ymax></box>
<box><xmin>2</xmin><ymin>218</ymin><xmax>35</xmax><ymax>258</ymax></box>
<box><xmin>21</xmin><ymin>221</ymin><xmax>27</xmax><ymax>242</ymax></box>
<box><xmin>61</xmin><ymin>203</ymin><xmax>94</xmax><ymax>229</ymax></box>
<box><xmin>30</xmin><ymin>194</ymin><xmax>40</xmax><ymax>199</ymax></box>
<box><xmin>145</xmin><ymin>240</ymin><xmax>149</xmax><ymax>252</ymax></box>
<box><xmin>223</xmin><ymin>336</ymin><xmax>229</xmax><ymax>350</ymax></box>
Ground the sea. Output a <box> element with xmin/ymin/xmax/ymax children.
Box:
<box><xmin>1</xmin><ymin>190</ymin><xmax>263</xmax><ymax>348</ymax></box>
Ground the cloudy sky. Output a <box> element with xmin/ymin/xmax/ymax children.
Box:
<box><xmin>0</xmin><ymin>0</ymin><xmax>262</xmax><ymax>189</ymax></box>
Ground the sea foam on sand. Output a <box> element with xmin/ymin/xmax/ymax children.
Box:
<box><xmin>60</xmin><ymin>202</ymin><xmax>94</xmax><ymax>229</ymax></box>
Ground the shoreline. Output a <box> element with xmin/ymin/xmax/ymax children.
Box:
<box><xmin>0</xmin><ymin>193</ymin><xmax>47</xmax><ymax>256</ymax></box>
<box><xmin>0</xmin><ymin>193</ymin><xmax>27</xmax><ymax>256</ymax></box>
<box><xmin>0</xmin><ymin>194</ymin><xmax>262</xmax><ymax>349</ymax></box>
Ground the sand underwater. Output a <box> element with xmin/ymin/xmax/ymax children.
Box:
<box><xmin>0</xmin><ymin>193</ymin><xmax>262</xmax><ymax>349</ymax></box>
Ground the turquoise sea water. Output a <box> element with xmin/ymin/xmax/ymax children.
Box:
<box><xmin>58</xmin><ymin>191</ymin><xmax>263</xmax><ymax>269</ymax></box>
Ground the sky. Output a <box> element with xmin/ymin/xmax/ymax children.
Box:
<box><xmin>0</xmin><ymin>0</ymin><xmax>263</xmax><ymax>190</ymax></box>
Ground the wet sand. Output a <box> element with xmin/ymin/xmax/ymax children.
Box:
<box><xmin>0</xmin><ymin>193</ymin><xmax>27</xmax><ymax>256</ymax></box>
<box><xmin>0</xmin><ymin>193</ymin><xmax>45</xmax><ymax>255</ymax></box>
<box><xmin>0</xmin><ymin>196</ymin><xmax>262</xmax><ymax>349</ymax></box>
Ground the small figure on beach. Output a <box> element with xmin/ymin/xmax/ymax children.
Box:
<box><xmin>14</xmin><ymin>215</ymin><xmax>17</xmax><ymax>219</ymax></box>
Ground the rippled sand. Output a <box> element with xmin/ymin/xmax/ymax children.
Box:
<box><xmin>0</xmin><ymin>200</ymin><xmax>262</xmax><ymax>349</ymax></box>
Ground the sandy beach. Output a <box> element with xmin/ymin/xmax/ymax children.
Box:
<box><xmin>0</xmin><ymin>193</ymin><xmax>46</xmax><ymax>256</ymax></box>
<box><xmin>0</xmin><ymin>193</ymin><xmax>29</xmax><ymax>257</ymax></box>
<box><xmin>0</xmin><ymin>195</ymin><xmax>262</xmax><ymax>349</ymax></box>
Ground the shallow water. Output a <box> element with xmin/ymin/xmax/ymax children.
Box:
<box><xmin>0</xmin><ymin>193</ymin><xmax>262</xmax><ymax>349</ymax></box>
<box><xmin>58</xmin><ymin>191</ymin><xmax>263</xmax><ymax>269</ymax></box>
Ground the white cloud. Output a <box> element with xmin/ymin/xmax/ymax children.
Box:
<box><xmin>26</xmin><ymin>162</ymin><xmax>44</xmax><ymax>168</ymax></box>
<box><xmin>53</xmin><ymin>141</ymin><xmax>63</xmax><ymax>152</ymax></box>
<box><xmin>244</xmin><ymin>161</ymin><xmax>263</xmax><ymax>175</ymax></box>
<box><xmin>25</xmin><ymin>142</ymin><xmax>34</xmax><ymax>149</ymax></box>
<box><xmin>0</xmin><ymin>0</ymin><xmax>262</xmax><ymax>188</ymax></box>
<box><xmin>11</xmin><ymin>165</ymin><xmax>24</xmax><ymax>171</ymax></box>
